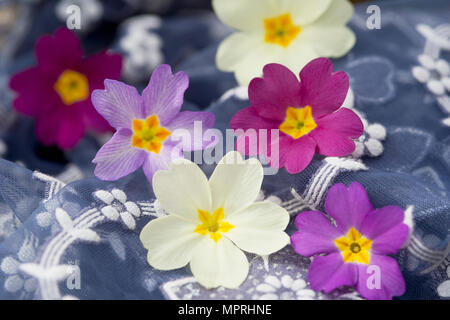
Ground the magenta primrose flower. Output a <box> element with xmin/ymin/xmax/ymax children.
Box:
<box><xmin>91</xmin><ymin>64</ymin><xmax>215</xmax><ymax>183</ymax></box>
<box><xmin>291</xmin><ymin>182</ymin><xmax>409</xmax><ymax>300</ymax></box>
<box><xmin>9</xmin><ymin>27</ymin><xmax>122</xmax><ymax>150</ymax></box>
<box><xmin>230</xmin><ymin>58</ymin><xmax>364</xmax><ymax>174</ymax></box>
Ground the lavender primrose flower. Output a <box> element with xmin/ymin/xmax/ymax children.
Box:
<box><xmin>91</xmin><ymin>64</ymin><xmax>215</xmax><ymax>183</ymax></box>
<box><xmin>291</xmin><ymin>182</ymin><xmax>409</xmax><ymax>300</ymax></box>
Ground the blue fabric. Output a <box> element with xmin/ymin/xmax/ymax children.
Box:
<box><xmin>0</xmin><ymin>0</ymin><xmax>448</xmax><ymax>299</ymax></box>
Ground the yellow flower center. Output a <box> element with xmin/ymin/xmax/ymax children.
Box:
<box><xmin>54</xmin><ymin>70</ymin><xmax>89</xmax><ymax>105</ymax></box>
<box><xmin>334</xmin><ymin>227</ymin><xmax>372</xmax><ymax>264</ymax></box>
<box><xmin>264</xmin><ymin>13</ymin><xmax>301</xmax><ymax>48</ymax></box>
<box><xmin>131</xmin><ymin>115</ymin><xmax>171</xmax><ymax>154</ymax></box>
<box><xmin>194</xmin><ymin>208</ymin><xmax>234</xmax><ymax>243</ymax></box>
<box><xmin>279</xmin><ymin>106</ymin><xmax>317</xmax><ymax>139</ymax></box>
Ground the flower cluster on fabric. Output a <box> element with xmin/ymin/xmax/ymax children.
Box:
<box><xmin>9</xmin><ymin>27</ymin><xmax>122</xmax><ymax>150</ymax></box>
<box><xmin>91</xmin><ymin>64</ymin><xmax>215</xmax><ymax>183</ymax></box>
<box><xmin>291</xmin><ymin>182</ymin><xmax>409</xmax><ymax>300</ymax></box>
<box><xmin>213</xmin><ymin>0</ymin><xmax>356</xmax><ymax>85</ymax></box>
<box><xmin>230</xmin><ymin>58</ymin><xmax>364</xmax><ymax>174</ymax></box>
<box><xmin>94</xmin><ymin>189</ymin><xmax>141</xmax><ymax>230</ymax></box>
<box><xmin>140</xmin><ymin>151</ymin><xmax>290</xmax><ymax>289</ymax></box>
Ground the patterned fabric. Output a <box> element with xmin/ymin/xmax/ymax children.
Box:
<box><xmin>0</xmin><ymin>0</ymin><xmax>448</xmax><ymax>299</ymax></box>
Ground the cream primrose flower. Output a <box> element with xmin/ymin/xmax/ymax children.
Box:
<box><xmin>213</xmin><ymin>0</ymin><xmax>356</xmax><ymax>86</ymax></box>
<box><xmin>140</xmin><ymin>152</ymin><xmax>290</xmax><ymax>289</ymax></box>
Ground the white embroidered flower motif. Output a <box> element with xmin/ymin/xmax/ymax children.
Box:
<box><xmin>119</xmin><ymin>15</ymin><xmax>163</xmax><ymax>83</ymax></box>
<box><xmin>213</xmin><ymin>0</ymin><xmax>356</xmax><ymax>86</ymax></box>
<box><xmin>56</xmin><ymin>0</ymin><xmax>103</xmax><ymax>31</ymax></box>
<box><xmin>352</xmin><ymin>118</ymin><xmax>387</xmax><ymax>158</ymax></box>
<box><xmin>412</xmin><ymin>54</ymin><xmax>450</xmax><ymax>96</ymax></box>
<box><xmin>95</xmin><ymin>189</ymin><xmax>141</xmax><ymax>230</ymax></box>
<box><xmin>256</xmin><ymin>275</ymin><xmax>316</xmax><ymax>300</ymax></box>
<box><xmin>0</xmin><ymin>234</ymin><xmax>38</xmax><ymax>294</ymax></box>
<box><xmin>140</xmin><ymin>151</ymin><xmax>290</xmax><ymax>289</ymax></box>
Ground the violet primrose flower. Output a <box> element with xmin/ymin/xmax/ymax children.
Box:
<box><xmin>91</xmin><ymin>64</ymin><xmax>215</xmax><ymax>183</ymax></box>
<box><xmin>291</xmin><ymin>182</ymin><xmax>409</xmax><ymax>300</ymax></box>
<box><xmin>230</xmin><ymin>58</ymin><xmax>363</xmax><ymax>174</ymax></box>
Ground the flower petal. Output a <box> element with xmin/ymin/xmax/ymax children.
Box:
<box><xmin>266</xmin><ymin>135</ymin><xmax>292</xmax><ymax>170</ymax></box>
<box><xmin>35</xmin><ymin>27</ymin><xmax>82</xmax><ymax>74</ymax></box>
<box><xmin>78</xmin><ymin>99</ymin><xmax>112</xmax><ymax>132</ymax></box>
<box><xmin>360</xmin><ymin>206</ymin><xmax>409</xmax><ymax>255</ymax></box>
<box><xmin>274</xmin><ymin>38</ymin><xmax>319</xmax><ymax>78</ymax></box>
<box><xmin>78</xmin><ymin>52</ymin><xmax>122</xmax><ymax>132</ymax></box>
<box><xmin>310</xmin><ymin>107</ymin><xmax>363</xmax><ymax>156</ymax></box>
<box><xmin>287</xmin><ymin>0</ymin><xmax>332</xmax><ymax>25</ymax></box>
<box><xmin>91</xmin><ymin>80</ymin><xmax>144</xmax><ymax>129</ymax></box>
<box><xmin>234</xmin><ymin>42</ymin><xmax>283</xmax><ymax>86</ymax></box>
<box><xmin>230</xmin><ymin>107</ymin><xmax>278</xmax><ymax>131</ymax></box>
<box><xmin>142</xmin><ymin>64</ymin><xmax>188</xmax><ymax>125</ymax></box>
<box><xmin>301</xmin><ymin>26</ymin><xmax>356</xmax><ymax>58</ymax></box>
<box><xmin>209</xmin><ymin>151</ymin><xmax>263</xmax><ymax>216</ymax></box>
<box><xmin>142</xmin><ymin>143</ymin><xmax>183</xmax><ymax>184</ymax></box>
<box><xmin>140</xmin><ymin>215</ymin><xmax>201</xmax><ymax>270</ymax></box>
<box><xmin>78</xmin><ymin>52</ymin><xmax>122</xmax><ymax>91</ymax></box>
<box><xmin>35</xmin><ymin>108</ymin><xmax>85</xmax><ymax>150</ymax></box>
<box><xmin>310</xmin><ymin>0</ymin><xmax>353</xmax><ymax>26</ymax></box>
<box><xmin>226</xmin><ymin>201</ymin><xmax>289</xmax><ymax>255</ymax></box>
<box><xmin>93</xmin><ymin>128</ymin><xmax>145</xmax><ymax>180</ymax></box>
<box><xmin>315</xmin><ymin>107</ymin><xmax>363</xmax><ymax>138</ymax></box>
<box><xmin>166</xmin><ymin>111</ymin><xmax>215</xmax><ymax>151</ymax></box>
<box><xmin>190</xmin><ymin>237</ymin><xmax>249</xmax><ymax>289</ymax></box>
<box><xmin>231</xmin><ymin>107</ymin><xmax>279</xmax><ymax>157</ymax></box>
<box><xmin>249</xmin><ymin>63</ymin><xmax>302</xmax><ymax>122</ymax></box>
<box><xmin>216</xmin><ymin>32</ymin><xmax>262</xmax><ymax>72</ymax></box>
<box><xmin>298</xmin><ymin>0</ymin><xmax>355</xmax><ymax>57</ymax></box>
<box><xmin>291</xmin><ymin>211</ymin><xmax>342</xmax><ymax>257</ymax></box>
<box><xmin>324</xmin><ymin>182</ymin><xmax>373</xmax><ymax>233</ymax></box>
<box><xmin>308</xmin><ymin>252</ymin><xmax>357</xmax><ymax>293</ymax></box>
<box><xmin>357</xmin><ymin>254</ymin><xmax>405</xmax><ymax>300</ymax></box>
<box><xmin>212</xmin><ymin>0</ymin><xmax>275</xmax><ymax>32</ymax></box>
<box><xmin>217</xmin><ymin>35</ymin><xmax>276</xmax><ymax>86</ymax></box>
<box><xmin>9</xmin><ymin>67</ymin><xmax>58</xmax><ymax>116</ymax></box>
<box><xmin>55</xmin><ymin>110</ymin><xmax>86</xmax><ymax>150</ymax></box>
<box><xmin>153</xmin><ymin>157</ymin><xmax>212</xmax><ymax>222</ymax></box>
<box><xmin>267</xmin><ymin>134</ymin><xmax>316</xmax><ymax>173</ymax></box>
<box><xmin>298</xmin><ymin>58</ymin><xmax>349</xmax><ymax>118</ymax></box>
<box><xmin>283</xmin><ymin>135</ymin><xmax>316</xmax><ymax>174</ymax></box>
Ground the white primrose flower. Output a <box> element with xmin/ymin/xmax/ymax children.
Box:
<box><xmin>140</xmin><ymin>151</ymin><xmax>290</xmax><ymax>289</ymax></box>
<box><xmin>213</xmin><ymin>0</ymin><xmax>356</xmax><ymax>86</ymax></box>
